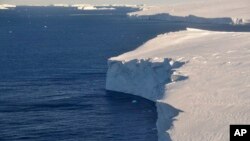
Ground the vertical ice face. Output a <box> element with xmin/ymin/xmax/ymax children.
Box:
<box><xmin>128</xmin><ymin>0</ymin><xmax>250</xmax><ymax>25</ymax></box>
<box><xmin>106</xmin><ymin>57</ymin><xmax>186</xmax><ymax>141</ymax></box>
<box><xmin>106</xmin><ymin>58</ymin><xmax>175</xmax><ymax>101</ymax></box>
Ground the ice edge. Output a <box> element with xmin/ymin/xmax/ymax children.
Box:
<box><xmin>127</xmin><ymin>13</ymin><xmax>250</xmax><ymax>25</ymax></box>
<box><xmin>106</xmin><ymin>58</ymin><xmax>187</xmax><ymax>141</ymax></box>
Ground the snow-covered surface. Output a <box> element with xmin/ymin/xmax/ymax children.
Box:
<box><xmin>53</xmin><ymin>4</ymin><xmax>70</xmax><ymax>7</ymax></box>
<box><xmin>77</xmin><ymin>6</ymin><xmax>97</xmax><ymax>10</ymax></box>
<box><xmin>0</xmin><ymin>4</ymin><xmax>16</xmax><ymax>10</ymax></box>
<box><xmin>0</xmin><ymin>3</ymin><xmax>141</xmax><ymax>11</ymax></box>
<box><xmin>49</xmin><ymin>4</ymin><xmax>140</xmax><ymax>10</ymax></box>
<box><xmin>129</xmin><ymin>0</ymin><xmax>250</xmax><ymax>24</ymax></box>
<box><xmin>5</xmin><ymin>4</ymin><xmax>141</xmax><ymax>11</ymax></box>
<box><xmin>106</xmin><ymin>28</ymin><xmax>250</xmax><ymax>141</ymax></box>
<box><xmin>73</xmin><ymin>4</ymin><xmax>142</xmax><ymax>10</ymax></box>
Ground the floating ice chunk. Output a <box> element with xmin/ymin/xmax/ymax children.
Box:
<box><xmin>132</xmin><ymin>100</ymin><xmax>137</xmax><ymax>103</ymax></box>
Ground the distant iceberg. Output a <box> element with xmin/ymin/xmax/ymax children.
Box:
<box><xmin>70</xmin><ymin>4</ymin><xmax>145</xmax><ymax>11</ymax></box>
<box><xmin>52</xmin><ymin>4</ymin><xmax>70</xmax><ymax>7</ymax></box>
<box><xmin>71</xmin><ymin>4</ymin><xmax>96</xmax><ymax>10</ymax></box>
<box><xmin>0</xmin><ymin>3</ymin><xmax>143</xmax><ymax>11</ymax></box>
<box><xmin>0</xmin><ymin>4</ymin><xmax>16</xmax><ymax>10</ymax></box>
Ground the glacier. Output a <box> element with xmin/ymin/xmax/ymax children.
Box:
<box><xmin>128</xmin><ymin>0</ymin><xmax>250</xmax><ymax>25</ymax></box>
<box><xmin>106</xmin><ymin>28</ymin><xmax>250</xmax><ymax>141</ymax></box>
<box><xmin>107</xmin><ymin>1</ymin><xmax>250</xmax><ymax>140</ymax></box>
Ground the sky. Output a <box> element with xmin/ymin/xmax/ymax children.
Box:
<box><xmin>0</xmin><ymin>0</ymin><xmax>187</xmax><ymax>6</ymax></box>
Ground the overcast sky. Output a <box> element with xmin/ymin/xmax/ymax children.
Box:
<box><xmin>0</xmin><ymin>0</ymin><xmax>187</xmax><ymax>5</ymax></box>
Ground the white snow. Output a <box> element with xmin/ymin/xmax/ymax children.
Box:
<box><xmin>0</xmin><ymin>4</ymin><xmax>16</xmax><ymax>10</ymax></box>
<box><xmin>72</xmin><ymin>4</ymin><xmax>110</xmax><ymax>10</ymax></box>
<box><xmin>71</xmin><ymin>4</ymin><xmax>97</xmax><ymax>10</ymax></box>
<box><xmin>109</xmin><ymin>4</ymin><xmax>250</xmax><ymax>140</ymax></box>
<box><xmin>80</xmin><ymin>6</ymin><xmax>97</xmax><ymax>10</ymax></box>
<box><xmin>128</xmin><ymin>0</ymin><xmax>250</xmax><ymax>24</ymax></box>
<box><xmin>0</xmin><ymin>6</ymin><xmax>8</xmax><ymax>10</ymax></box>
<box><xmin>53</xmin><ymin>4</ymin><xmax>70</xmax><ymax>7</ymax></box>
<box><xmin>108</xmin><ymin>4</ymin><xmax>144</xmax><ymax>8</ymax></box>
<box><xmin>73</xmin><ymin>4</ymin><xmax>142</xmax><ymax>11</ymax></box>
<box><xmin>0</xmin><ymin>3</ymin><xmax>141</xmax><ymax>11</ymax></box>
<box><xmin>106</xmin><ymin>28</ymin><xmax>250</xmax><ymax>141</ymax></box>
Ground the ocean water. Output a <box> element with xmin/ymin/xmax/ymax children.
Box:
<box><xmin>1</xmin><ymin>6</ymin><xmax>250</xmax><ymax>141</ymax></box>
<box><xmin>0</xmin><ymin>7</ymin><xmax>187</xmax><ymax>141</ymax></box>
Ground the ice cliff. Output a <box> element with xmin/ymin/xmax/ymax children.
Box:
<box><xmin>106</xmin><ymin>28</ymin><xmax>250</xmax><ymax>141</ymax></box>
<box><xmin>107</xmin><ymin>58</ymin><xmax>172</xmax><ymax>100</ymax></box>
<box><xmin>128</xmin><ymin>0</ymin><xmax>250</xmax><ymax>25</ymax></box>
<box><xmin>128</xmin><ymin>13</ymin><xmax>245</xmax><ymax>25</ymax></box>
<box><xmin>106</xmin><ymin>58</ymin><xmax>186</xmax><ymax>141</ymax></box>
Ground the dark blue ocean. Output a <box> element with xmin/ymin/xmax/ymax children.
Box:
<box><xmin>1</xmin><ymin>6</ymin><xmax>250</xmax><ymax>141</ymax></box>
<box><xmin>0</xmin><ymin>6</ymin><xmax>188</xmax><ymax>141</ymax></box>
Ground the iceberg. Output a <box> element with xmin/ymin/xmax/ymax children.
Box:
<box><xmin>53</xmin><ymin>4</ymin><xmax>70</xmax><ymax>7</ymax></box>
<box><xmin>71</xmin><ymin>4</ymin><xmax>116</xmax><ymax>10</ymax></box>
<box><xmin>0</xmin><ymin>4</ymin><xmax>16</xmax><ymax>10</ymax></box>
